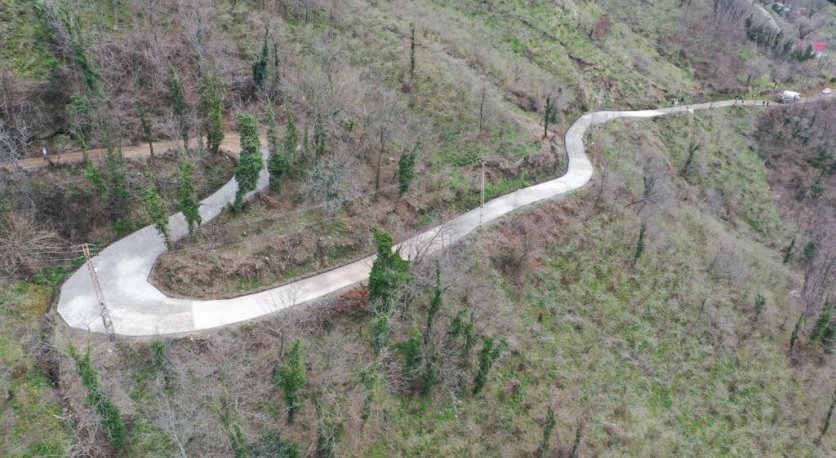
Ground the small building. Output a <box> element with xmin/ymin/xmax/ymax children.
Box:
<box><xmin>811</xmin><ymin>41</ymin><xmax>828</xmax><ymax>58</ymax></box>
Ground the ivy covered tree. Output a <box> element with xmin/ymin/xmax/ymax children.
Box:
<box><xmin>399</xmin><ymin>329</ymin><xmax>425</xmax><ymax>389</ymax></box>
<box><xmin>425</xmin><ymin>263</ymin><xmax>442</xmax><ymax>341</ymax></box>
<box><xmin>66</xmin><ymin>94</ymin><xmax>93</xmax><ymax>152</ymax></box>
<box><xmin>314</xmin><ymin>113</ymin><xmax>326</xmax><ymax>161</ymax></box>
<box><xmin>200</xmin><ymin>71</ymin><xmax>225</xmax><ymax>155</ymax></box>
<box><xmin>274</xmin><ymin>340</ymin><xmax>307</xmax><ymax>423</ymax></box>
<box><xmin>105</xmin><ymin>150</ymin><xmax>129</xmax><ymax>205</ymax></box>
<box><xmin>232</xmin><ymin>113</ymin><xmax>263</xmax><ymax>211</ymax></box>
<box><xmin>284</xmin><ymin>108</ymin><xmax>298</xmax><ymax>168</ymax></box>
<box><xmin>134</xmin><ymin>100</ymin><xmax>155</xmax><ymax>157</ymax></box>
<box><xmin>368</xmin><ymin>228</ymin><xmax>412</xmax><ymax>311</ymax></box>
<box><xmin>543</xmin><ymin>95</ymin><xmax>558</xmax><ymax>138</ymax></box>
<box><xmin>177</xmin><ymin>159</ymin><xmax>202</xmax><ymax>234</ymax></box>
<box><xmin>370</xmin><ymin>309</ymin><xmax>393</xmax><ymax>354</ymax></box>
<box><xmin>142</xmin><ymin>178</ymin><xmax>171</xmax><ymax>249</ymax></box>
<box><xmin>252</xmin><ymin>30</ymin><xmax>269</xmax><ymax>95</ymax></box>
<box><xmin>266</xmin><ymin>104</ymin><xmax>289</xmax><ymax>191</ymax></box>
<box><xmin>69</xmin><ymin>346</ymin><xmax>127</xmax><ymax>452</ymax></box>
<box><xmin>217</xmin><ymin>390</ymin><xmax>249</xmax><ymax>458</ymax></box>
<box><xmin>811</xmin><ymin>300</ymin><xmax>835</xmax><ymax>352</ymax></box>
<box><xmin>251</xmin><ymin>431</ymin><xmax>300</xmax><ymax>458</ymax></box>
<box><xmin>67</xmin><ymin>95</ymin><xmax>106</xmax><ymax>195</ymax></box>
<box><xmin>472</xmin><ymin>337</ymin><xmax>505</xmax><ymax>395</ymax></box>
<box><xmin>397</xmin><ymin>142</ymin><xmax>419</xmax><ymax>197</ymax></box>
<box><xmin>449</xmin><ymin>309</ymin><xmax>477</xmax><ymax>369</ymax></box>
<box><xmin>169</xmin><ymin>67</ymin><xmax>190</xmax><ymax>150</ymax></box>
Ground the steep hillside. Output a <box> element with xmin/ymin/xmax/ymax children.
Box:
<box><xmin>39</xmin><ymin>103</ymin><xmax>835</xmax><ymax>457</ymax></box>
<box><xmin>1</xmin><ymin>0</ymin><xmax>835</xmax><ymax>456</ymax></box>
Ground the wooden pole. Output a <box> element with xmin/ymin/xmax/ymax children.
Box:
<box><xmin>78</xmin><ymin>243</ymin><xmax>116</xmax><ymax>340</ymax></box>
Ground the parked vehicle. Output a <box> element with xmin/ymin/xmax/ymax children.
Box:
<box><xmin>776</xmin><ymin>90</ymin><xmax>801</xmax><ymax>103</ymax></box>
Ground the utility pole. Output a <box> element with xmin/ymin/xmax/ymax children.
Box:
<box><xmin>480</xmin><ymin>160</ymin><xmax>485</xmax><ymax>225</ymax></box>
<box><xmin>76</xmin><ymin>243</ymin><xmax>116</xmax><ymax>341</ymax></box>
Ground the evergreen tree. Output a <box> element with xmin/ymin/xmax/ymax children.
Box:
<box><xmin>266</xmin><ymin>104</ymin><xmax>289</xmax><ymax>191</ymax></box>
<box><xmin>69</xmin><ymin>346</ymin><xmax>127</xmax><ymax>451</ymax></box>
<box><xmin>274</xmin><ymin>340</ymin><xmax>307</xmax><ymax>423</ymax></box>
<box><xmin>142</xmin><ymin>178</ymin><xmax>171</xmax><ymax>249</ymax></box>
<box><xmin>200</xmin><ymin>71</ymin><xmax>225</xmax><ymax>155</ymax></box>
<box><xmin>177</xmin><ymin>159</ymin><xmax>202</xmax><ymax>234</ymax></box>
<box><xmin>232</xmin><ymin>113</ymin><xmax>264</xmax><ymax>210</ymax></box>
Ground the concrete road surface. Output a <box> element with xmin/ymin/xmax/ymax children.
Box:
<box><xmin>55</xmin><ymin>99</ymin><xmax>802</xmax><ymax>336</ymax></box>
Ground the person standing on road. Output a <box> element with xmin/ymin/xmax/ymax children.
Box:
<box><xmin>42</xmin><ymin>144</ymin><xmax>52</xmax><ymax>165</ymax></box>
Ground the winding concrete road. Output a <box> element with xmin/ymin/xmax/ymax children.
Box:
<box><xmin>748</xmin><ymin>0</ymin><xmax>781</xmax><ymax>31</ymax></box>
<box><xmin>55</xmin><ymin>99</ymin><xmax>790</xmax><ymax>336</ymax></box>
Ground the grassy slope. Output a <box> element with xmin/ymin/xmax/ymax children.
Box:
<box><xmin>0</xmin><ymin>282</ymin><xmax>70</xmax><ymax>456</ymax></box>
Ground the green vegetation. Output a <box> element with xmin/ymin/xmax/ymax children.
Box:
<box><xmin>0</xmin><ymin>282</ymin><xmax>70</xmax><ymax>456</ymax></box>
<box><xmin>135</xmin><ymin>101</ymin><xmax>155</xmax><ymax>157</ymax></box>
<box><xmin>266</xmin><ymin>104</ymin><xmax>289</xmax><ymax>192</ymax></box>
<box><xmin>200</xmin><ymin>71</ymin><xmax>225</xmax><ymax>155</ymax></box>
<box><xmin>397</xmin><ymin>142</ymin><xmax>418</xmax><ymax>197</ymax></box>
<box><xmin>283</xmin><ymin>108</ymin><xmax>298</xmax><ymax>170</ymax></box>
<box><xmin>141</xmin><ymin>178</ymin><xmax>171</xmax><ymax>249</ymax></box>
<box><xmin>177</xmin><ymin>159</ymin><xmax>202</xmax><ymax>235</ymax></box>
<box><xmin>472</xmin><ymin>337</ymin><xmax>505</xmax><ymax>396</ymax></box>
<box><xmin>232</xmin><ymin>113</ymin><xmax>263</xmax><ymax>211</ymax></box>
<box><xmin>368</xmin><ymin>228</ymin><xmax>412</xmax><ymax>311</ymax></box>
<box><xmin>69</xmin><ymin>346</ymin><xmax>127</xmax><ymax>452</ymax></box>
<box><xmin>169</xmin><ymin>68</ymin><xmax>190</xmax><ymax>150</ymax></box>
<box><xmin>2</xmin><ymin>0</ymin><xmax>835</xmax><ymax>455</ymax></box>
<box><xmin>274</xmin><ymin>340</ymin><xmax>307</xmax><ymax>423</ymax></box>
<box><xmin>314</xmin><ymin>114</ymin><xmax>326</xmax><ymax>162</ymax></box>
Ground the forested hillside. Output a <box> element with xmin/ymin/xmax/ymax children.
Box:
<box><xmin>1</xmin><ymin>0</ymin><xmax>834</xmax><ymax>456</ymax></box>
